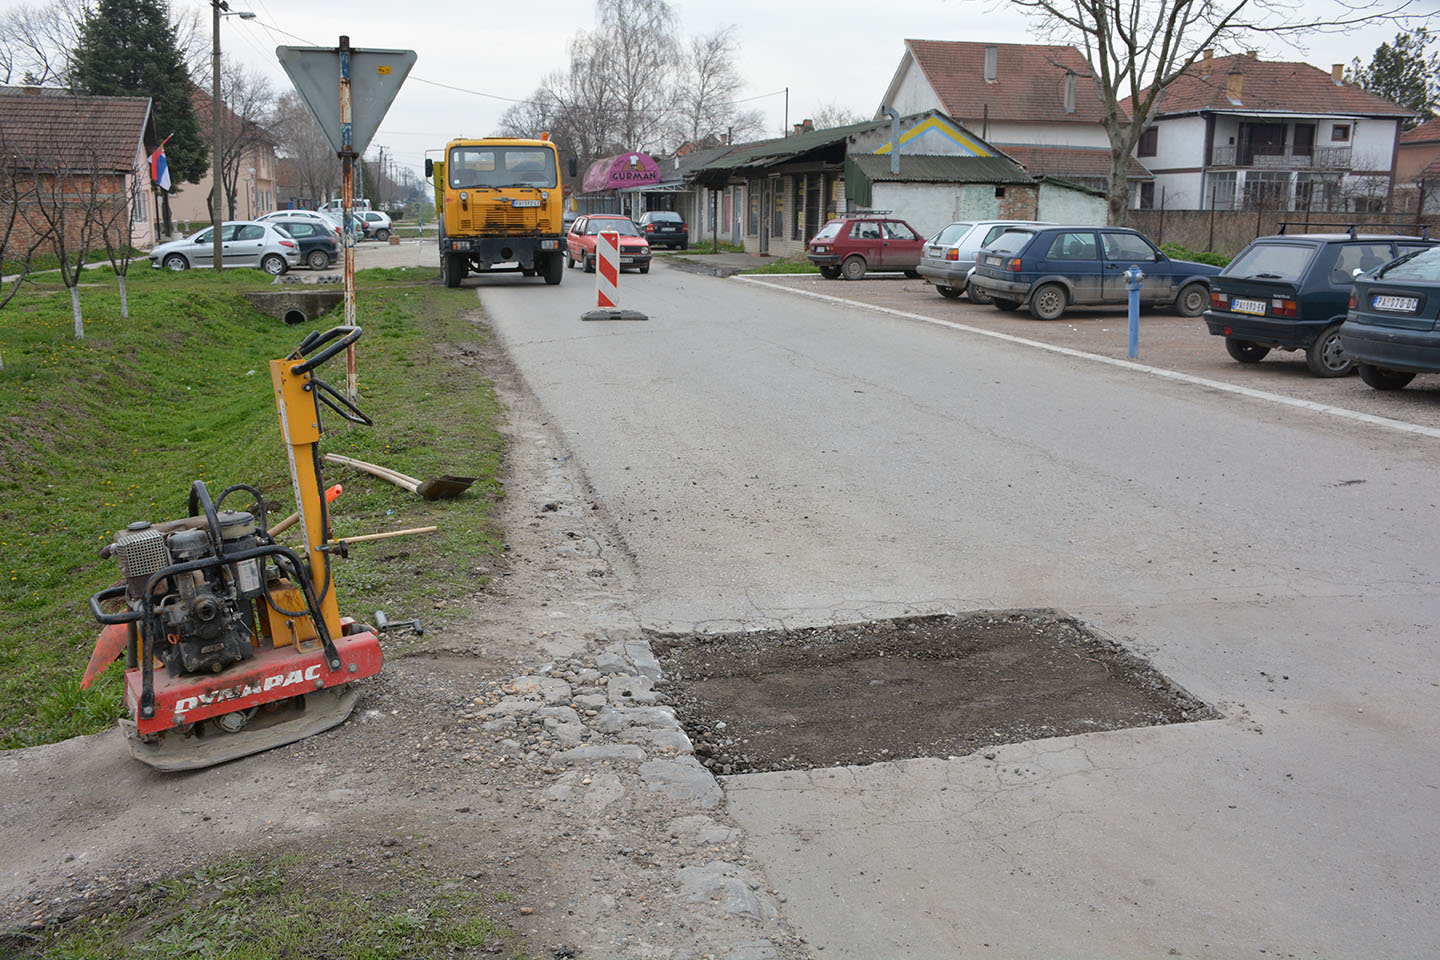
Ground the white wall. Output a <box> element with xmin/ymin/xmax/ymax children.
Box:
<box><xmin>981</xmin><ymin>121</ymin><xmax>1112</xmax><ymax>148</ymax></box>
<box><xmin>1147</xmin><ymin>115</ymin><xmax>1206</xmax><ymax>170</ymax></box>
<box><xmin>873</xmin><ymin>183</ymin><xmax>979</xmax><ymax>239</ymax></box>
<box><xmin>1149</xmin><ymin>171</ymin><xmax>1207</xmax><ymax>210</ymax></box>
<box><xmin>886</xmin><ymin>57</ymin><xmax>940</xmax><ymax>117</ymax></box>
<box><xmin>1351</xmin><ymin>118</ymin><xmax>1399</xmax><ymax>173</ymax></box>
<box><xmin>1037</xmin><ymin>182</ymin><xmax>1105</xmax><ymax>223</ymax></box>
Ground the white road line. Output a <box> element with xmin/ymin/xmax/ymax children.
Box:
<box><xmin>736</xmin><ymin>275</ymin><xmax>1440</xmax><ymax>441</ymax></box>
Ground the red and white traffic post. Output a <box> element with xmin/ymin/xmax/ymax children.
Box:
<box><xmin>595</xmin><ymin>230</ymin><xmax>620</xmax><ymax>308</ymax></box>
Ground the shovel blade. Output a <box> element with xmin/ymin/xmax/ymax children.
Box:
<box><xmin>414</xmin><ymin>475</ymin><xmax>477</xmax><ymax>500</ymax></box>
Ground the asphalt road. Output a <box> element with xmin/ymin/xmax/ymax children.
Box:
<box><xmin>478</xmin><ymin>257</ymin><xmax>1439</xmax><ymax>959</ymax></box>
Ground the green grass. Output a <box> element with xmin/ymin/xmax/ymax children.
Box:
<box><xmin>0</xmin><ymin>262</ymin><xmax>504</xmax><ymax>749</ymax></box>
<box><xmin>8</xmin><ymin>855</ymin><xmax>530</xmax><ymax>959</ymax></box>
<box><xmin>740</xmin><ymin>256</ymin><xmax>819</xmax><ymax>274</ymax></box>
<box><xmin>658</xmin><ymin>242</ymin><xmax>745</xmax><ymax>256</ymax></box>
<box><xmin>1161</xmin><ymin>242</ymin><xmax>1232</xmax><ymax>268</ymax></box>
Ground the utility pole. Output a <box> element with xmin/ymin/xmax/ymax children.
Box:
<box><xmin>209</xmin><ymin>1</ymin><xmax>254</xmax><ymax>269</ymax></box>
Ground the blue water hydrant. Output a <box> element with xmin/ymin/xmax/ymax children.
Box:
<box><xmin>1125</xmin><ymin>265</ymin><xmax>1145</xmax><ymax>359</ymax></box>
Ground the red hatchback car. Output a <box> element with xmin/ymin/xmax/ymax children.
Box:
<box><xmin>807</xmin><ymin>213</ymin><xmax>926</xmax><ymax>280</ymax></box>
<box><xmin>565</xmin><ymin>215</ymin><xmax>652</xmax><ymax>274</ymax></box>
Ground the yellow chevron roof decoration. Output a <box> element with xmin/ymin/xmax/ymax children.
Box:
<box><xmin>875</xmin><ymin>116</ymin><xmax>992</xmax><ymax>157</ymax></box>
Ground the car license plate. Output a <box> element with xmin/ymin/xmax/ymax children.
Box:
<box><xmin>511</xmin><ymin>199</ymin><xmax>541</xmax><ymax>208</ymax></box>
<box><xmin>1230</xmin><ymin>297</ymin><xmax>1267</xmax><ymax>315</ymax></box>
<box><xmin>987</xmin><ymin>255</ymin><xmax>1002</xmax><ymax>266</ymax></box>
<box><xmin>622</xmin><ymin>257</ymin><xmax>636</xmax><ymax>263</ymax></box>
<box><xmin>1372</xmin><ymin>294</ymin><xmax>1419</xmax><ymax>312</ymax></box>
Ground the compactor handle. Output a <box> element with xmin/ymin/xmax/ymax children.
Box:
<box><xmin>90</xmin><ymin>584</ymin><xmax>141</xmax><ymax>625</ymax></box>
<box><xmin>289</xmin><ymin>326</ymin><xmax>362</xmax><ymax>376</ymax></box>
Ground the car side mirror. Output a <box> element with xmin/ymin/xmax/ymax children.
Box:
<box><xmin>424</xmin><ymin>158</ymin><xmax>433</xmax><ymax>178</ymax></box>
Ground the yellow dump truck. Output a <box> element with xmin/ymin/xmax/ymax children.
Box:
<box><xmin>426</xmin><ymin>136</ymin><xmax>566</xmax><ymax>287</ymax></box>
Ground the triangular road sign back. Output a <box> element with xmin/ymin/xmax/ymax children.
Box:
<box><xmin>277</xmin><ymin>45</ymin><xmax>417</xmax><ymax>155</ymax></box>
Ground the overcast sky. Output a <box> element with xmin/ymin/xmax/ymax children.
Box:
<box><xmin>14</xmin><ymin>0</ymin><xmax>1439</xmax><ymax>178</ymax></box>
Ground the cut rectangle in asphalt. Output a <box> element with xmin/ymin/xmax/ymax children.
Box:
<box><xmin>655</xmin><ymin>610</ymin><xmax>1215</xmax><ymax>775</ymax></box>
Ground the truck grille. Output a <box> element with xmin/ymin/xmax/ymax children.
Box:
<box><xmin>460</xmin><ymin>199</ymin><xmax>540</xmax><ymax>235</ymax></box>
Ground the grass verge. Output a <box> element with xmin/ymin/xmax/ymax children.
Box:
<box><xmin>0</xmin><ymin>263</ymin><xmax>503</xmax><ymax>749</ymax></box>
<box><xmin>4</xmin><ymin>854</ymin><xmax>530</xmax><ymax>959</ymax></box>
<box><xmin>740</xmin><ymin>256</ymin><xmax>819</xmax><ymax>275</ymax></box>
<box><xmin>656</xmin><ymin>243</ymin><xmax>745</xmax><ymax>256</ymax></box>
<box><xmin>1160</xmin><ymin>242</ymin><xmax>1231</xmax><ymax>268</ymax></box>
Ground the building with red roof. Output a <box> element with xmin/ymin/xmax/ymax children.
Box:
<box><xmin>1396</xmin><ymin>117</ymin><xmax>1440</xmax><ymax>213</ymax></box>
<box><xmin>877</xmin><ymin>39</ymin><xmax>1152</xmax><ymax>202</ymax></box>
<box><xmin>1124</xmin><ymin>52</ymin><xmax>1416</xmax><ymax>213</ymax></box>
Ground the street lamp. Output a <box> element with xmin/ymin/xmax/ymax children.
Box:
<box><xmin>210</xmin><ymin>1</ymin><xmax>255</xmax><ymax>270</ymax></box>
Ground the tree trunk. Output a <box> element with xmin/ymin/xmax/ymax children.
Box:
<box><xmin>1108</xmin><ymin>145</ymin><xmax>1131</xmax><ymax>227</ymax></box>
<box><xmin>71</xmin><ymin>285</ymin><xmax>83</xmax><ymax>339</ymax></box>
<box><xmin>118</xmin><ymin>275</ymin><xmax>129</xmax><ymax>320</ymax></box>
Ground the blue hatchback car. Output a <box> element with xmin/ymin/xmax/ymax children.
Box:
<box><xmin>968</xmin><ymin>225</ymin><xmax>1218</xmax><ymax>321</ymax></box>
<box><xmin>1338</xmin><ymin>245</ymin><xmax>1440</xmax><ymax>390</ymax></box>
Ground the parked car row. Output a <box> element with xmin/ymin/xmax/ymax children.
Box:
<box><xmin>564</xmin><ymin>214</ymin><xmax>653</xmax><ymax>274</ymax></box>
<box><xmin>805</xmin><ymin>212</ymin><xmax>1438</xmax><ymax>391</ymax></box>
<box><xmin>148</xmin><ymin>207</ymin><xmax>400</xmax><ymax>274</ymax></box>
<box><xmin>808</xmin><ymin>213</ymin><xmax>1216</xmax><ymax>319</ymax></box>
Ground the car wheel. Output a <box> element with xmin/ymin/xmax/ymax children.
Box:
<box><xmin>841</xmin><ymin>255</ymin><xmax>866</xmax><ymax>281</ymax></box>
<box><xmin>819</xmin><ymin>266</ymin><xmax>841</xmax><ymax>280</ymax></box>
<box><xmin>966</xmin><ymin>281</ymin><xmax>993</xmax><ymax>305</ymax></box>
<box><xmin>1357</xmin><ymin>363</ymin><xmax>1415</xmax><ymax>390</ymax></box>
<box><xmin>1028</xmin><ymin>283</ymin><xmax>1067</xmax><ymax>320</ymax></box>
<box><xmin>639</xmin><ymin>264</ymin><xmax>650</xmax><ymax>274</ymax></box>
<box><xmin>1175</xmin><ymin>282</ymin><xmax>1208</xmax><ymax>318</ymax></box>
<box><xmin>521</xmin><ymin>266</ymin><xmax>536</xmax><ymax>277</ymax></box>
<box><xmin>584</xmin><ymin>255</ymin><xmax>595</xmax><ymax>274</ymax></box>
<box><xmin>162</xmin><ymin>253</ymin><xmax>189</xmax><ymax>271</ymax></box>
<box><xmin>261</xmin><ymin>254</ymin><xmax>287</xmax><ymax>276</ymax></box>
<box><xmin>1304</xmin><ymin>324</ymin><xmax>1354</xmax><ymax>377</ymax></box>
<box><xmin>306</xmin><ymin>250</ymin><xmax>331</xmax><ymax>270</ymax></box>
<box><xmin>904</xmin><ymin>269</ymin><xmax>921</xmax><ymax>279</ymax></box>
<box><xmin>936</xmin><ymin>285</ymin><xmax>963</xmax><ymax>300</ymax></box>
<box><xmin>1225</xmin><ymin>338</ymin><xmax>1270</xmax><ymax>363</ymax></box>
<box><xmin>993</xmin><ymin>298</ymin><xmax>1022</xmax><ymax>312</ymax></box>
<box><xmin>374</xmin><ymin>228</ymin><xmax>390</xmax><ymax>241</ymax></box>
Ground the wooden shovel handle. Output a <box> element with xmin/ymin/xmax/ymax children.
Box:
<box><xmin>324</xmin><ymin>453</ymin><xmax>420</xmax><ymax>492</ymax></box>
<box><xmin>331</xmin><ymin>525</ymin><xmax>438</xmax><ymax>545</ymax></box>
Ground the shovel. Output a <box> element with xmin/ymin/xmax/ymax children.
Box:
<box><xmin>324</xmin><ymin>453</ymin><xmax>476</xmax><ymax>500</ymax></box>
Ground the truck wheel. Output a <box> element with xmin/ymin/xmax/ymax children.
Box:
<box><xmin>521</xmin><ymin>266</ymin><xmax>536</xmax><ymax>277</ymax></box>
<box><xmin>442</xmin><ymin>253</ymin><xmax>462</xmax><ymax>288</ymax></box>
<box><xmin>544</xmin><ymin>251</ymin><xmax>563</xmax><ymax>285</ymax></box>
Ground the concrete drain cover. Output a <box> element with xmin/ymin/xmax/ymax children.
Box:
<box><xmin>656</xmin><ymin>611</ymin><xmax>1213</xmax><ymax>775</ymax></box>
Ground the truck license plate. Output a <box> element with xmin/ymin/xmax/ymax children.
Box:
<box><xmin>511</xmin><ymin>199</ymin><xmax>541</xmax><ymax>208</ymax></box>
<box><xmin>1230</xmin><ymin>297</ymin><xmax>1267</xmax><ymax>315</ymax></box>
<box><xmin>1372</xmin><ymin>294</ymin><xmax>1419</xmax><ymax>312</ymax></box>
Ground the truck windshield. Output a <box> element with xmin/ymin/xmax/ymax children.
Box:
<box><xmin>448</xmin><ymin>146</ymin><xmax>558</xmax><ymax>189</ymax></box>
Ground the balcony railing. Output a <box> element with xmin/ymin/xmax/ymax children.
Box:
<box><xmin>1209</xmin><ymin>145</ymin><xmax>1352</xmax><ymax>170</ymax></box>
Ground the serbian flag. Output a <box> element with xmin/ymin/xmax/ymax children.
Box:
<box><xmin>149</xmin><ymin>136</ymin><xmax>172</xmax><ymax>191</ymax></box>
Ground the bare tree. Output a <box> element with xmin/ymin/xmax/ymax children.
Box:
<box><xmin>19</xmin><ymin>142</ymin><xmax>106</xmax><ymax>339</ymax></box>
<box><xmin>196</xmin><ymin>63</ymin><xmax>276</xmax><ymax>219</ymax></box>
<box><xmin>673</xmin><ymin>26</ymin><xmax>763</xmax><ymax>147</ymax></box>
<box><xmin>271</xmin><ymin>91</ymin><xmax>335</xmax><ymax>206</ymax></box>
<box><xmin>594</xmin><ymin>0</ymin><xmax>681</xmax><ymax>152</ymax></box>
<box><xmin>92</xmin><ymin>163</ymin><xmax>146</xmax><ymax>319</ymax></box>
<box><xmin>1010</xmin><ymin>0</ymin><xmax>1413</xmax><ymax>225</ymax></box>
<box><xmin>809</xmin><ymin>102</ymin><xmax>868</xmax><ymax>131</ymax></box>
<box><xmin>1</xmin><ymin>135</ymin><xmax>51</xmax><ymax>370</ymax></box>
<box><xmin>0</xmin><ymin>0</ymin><xmax>90</xmax><ymax>85</ymax></box>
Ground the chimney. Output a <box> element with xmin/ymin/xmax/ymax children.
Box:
<box><xmin>1200</xmin><ymin>49</ymin><xmax>1213</xmax><ymax>74</ymax></box>
<box><xmin>802</xmin><ymin>118</ymin><xmax>814</xmax><ymax>132</ymax></box>
<box><xmin>984</xmin><ymin>45</ymin><xmax>997</xmax><ymax>83</ymax></box>
<box><xmin>1332</xmin><ymin>63</ymin><xmax>1344</xmax><ymax>84</ymax></box>
<box><xmin>793</xmin><ymin>123</ymin><xmax>804</xmax><ymax>136</ymax></box>
<box><xmin>1226</xmin><ymin>67</ymin><xmax>1244</xmax><ymax>101</ymax></box>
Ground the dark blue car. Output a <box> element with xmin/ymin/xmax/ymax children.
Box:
<box><xmin>1203</xmin><ymin>232</ymin><xmax>1436</xmax><ymax>377</ymax></box>
<box><xmin>968</xmin><ymin>225</ymin><xmax>1218</xmax><ymax>321</ymax></box>
<box><xmin>1339</xmin><ymin>245</ymin><xmax>1440</xmax><ymax>390</ymax></box>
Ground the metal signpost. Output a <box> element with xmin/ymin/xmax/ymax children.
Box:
<box><xmin>277</xmin><ymin>40</ymin><xmax>415</xmax><ymax>403</ymax></box>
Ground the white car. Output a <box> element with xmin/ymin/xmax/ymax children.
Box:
<box><xmin>359</xmin><ymin>211</ymin><xmax>393</xmax><ymax>241</ymax></box>
<box><xmin>258</xmin><ymin>210</ymin><xmax>341</xmax><ymax>238</ymax></box>
<box><xmin>148</xmin><ymin>221</ymin><xmax>299</xmax><ymax>274</ymax></box>
<box><xmin>916</xmin><ymin>219</ymin><xmax>1053</xmax><ymax>303</ymax></box>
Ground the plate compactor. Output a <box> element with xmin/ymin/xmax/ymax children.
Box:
<box><xmin>83</xmin><ymin>326</ymin><xmax>407</xmax><ymax>771</ymax></box>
